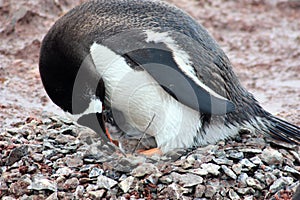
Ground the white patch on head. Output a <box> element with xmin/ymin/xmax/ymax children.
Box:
<box><xmin>70</xmin><ymin>96</ymin><xmax>102</xmax><ymax>121</ymax></box>
<box><xmin>144</xmin><ymin>30</ymin><xmax>227</xmax><ymax>101</ymax></box>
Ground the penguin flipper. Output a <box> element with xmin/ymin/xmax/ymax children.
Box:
<box><xmin>124</xmin><ymin>48</ymin><xmax>235</xmax><ymax>115</ymax></box>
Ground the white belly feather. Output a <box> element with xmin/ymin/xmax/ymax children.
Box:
<box><xmin>90</xmin><ymin>42</ymin><xmax>202</xmax><ymax>152</ymax></box>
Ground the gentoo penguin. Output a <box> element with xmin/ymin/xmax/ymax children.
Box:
<box><xmin>39</xmin><ymin>0</ymin><xmax>299</xmax><ymax>154</ymax></box>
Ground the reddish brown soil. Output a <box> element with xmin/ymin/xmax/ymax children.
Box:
<box><xmin>1</xmin><ymin>0</ymin><xmax>299</xmax><ymax>132</ymax></box>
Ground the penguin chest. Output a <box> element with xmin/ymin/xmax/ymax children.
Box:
<box><xmin>90</xmin><ymin>42</ymin><xmax>202</xmax><ymax>151</ymax></box>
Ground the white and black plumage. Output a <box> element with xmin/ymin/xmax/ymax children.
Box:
<box><xmin>39</xmin><ymin>0</ymin><xmax>300</xmax><ymax>154</ymax></box>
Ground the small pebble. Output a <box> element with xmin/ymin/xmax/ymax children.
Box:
<box><xmin>261</xmin><ymin>147</ymin><xmax>283</xmax><ymax>165</ymax></box>
<box><xmin>221</xmin><ymin>165</ymin><xmax>237</xmax><ymax>180</ymax></box>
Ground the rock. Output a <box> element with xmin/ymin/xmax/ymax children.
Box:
<box><xmin>88</xmin><ymin>190</ymin><xmax>106</xmax><ymax>199</ymax></box>
<box><xmin>237</xmin><ymin>173</ymin><xmax>249</xmax><ymax>187</ymax></box>
<box><xmin>160</xmin><ymin>183</ymin><xmax>189</xmax><ymax>199</ymax></box>
<box><xmin>246</xmin><ymin>177</ymin><xmax>264</xmax><ymax>190</ymax></box>
<box><xmin>269</xmin><ymin>177</ymin><xmax>294</xmax><ymax>193</ymax></box>
<box><xmin>194</xmin><ymin>184</ymin><xmax>205</xmax><ymax>198</ymax></box>
<box><xmin>253</xmin><ymin>172</ymin><xmax>265</xmax><ymax>183</ymax></box>
<box><xmin>6</xmin><ymin>145</ymin><xmax>28</xmax><ymax>166</ymax></box>
<box><xmin>261</xmin><ymin>147</ymin><xmax>283</xmax><ymax>165</ymax></box>
<box><xmin>9</xmin><ymin>178</ymin><xmax>31</xmax><ymax>197</ymax></box>
<box><xmin>96</xmin><ymin>175</ymin><xmax>118</xmax><ymax>190</ymax></box>
<box><xmin>46</xmin><ymin>192</ymin><xmax>58</xmax><ymax>200</ymax></box>
<box><xmin>239</xmin><ymin>158</ymin><xmax>256</xmax><ymax>169</ymax></box>
<box><xmin>0</xmin><ymin>177</ymin><xmax>8</xmax><ymax>192</ymax></box>
<box><xmin>89</xmin><ymin>167</ymin><xmax>104</xmax><ymax>178</ymax></box>
<box><xmin>189</xmin><ymin>168</ymin><xmax>208</xmax><ymax>176</ymax></box>
<box><xmin>264</xmin><ymin>172</ymin><xmax>277</xmax><ymax>185</ymax></box>
<box><xmin>232</xmin><ymin>163</ymin><xmax>243</xmax><ymax>175</ymax></box>
<box><xmin>119</xmin><ymin>176</ymin><xmax>134</xmax><ymax>193</ymax></box>
<box><xmin>63</xmin><ymin>177</ymin><xmax>79</xmax><ymax>190</ymax></box>
<box><xmin>55</xmin><ymin>167</ymin><xmax>73</xmax><ymax>177</ymax></box>
<box><xmin>213</xmin><ymin>157</ymin><xmax>233</xmax><ymax>165</ymax></box>
<box><xmin>205</xmin><ymin>184</ymin><xmax>218</xmax><ymax>198</ymax></box>
<box><xmin>283</xmin><ymin>166</ymin><xmax>300</xmax><ymax>175</ymax></box>
<box><xmin>146</xmin><ymin>173</ymin><xmax>160</xmax><ymax>185</ymax></box>
<box><xmin>28</xmin><ymin>174</ymin><xmax>57</xmax><ymax>191</ymax></box>
<box><xmin>221</xmin><ymin>165</ymin><xmax>237</xmax><ymax>180</ymax></box>
<box><xmin>236</xmin><ymin>187</ymin><xmax>255</xmax><ymax>195</ymax></box>
<box><xmin>74</xmin><ymin>185</ymin><xmax>85</xmax><ymax>199</ymax></box>
<box><xmin>249</xmin><ymin>156</ymin><xmax>262</xmax><ymax>165</ymax></box>
<box><xmin>239</xmin><ymin>148</ymin><xmax>262</xmax><ymax>154</ymax></box>
<box><xmin>159</xmin><ymin>175</ymin><xmax>173</xmax><ymax>184</ymax></box>
<box><xmin>170</xmin><ymin>172</ymin><xmax>203</xmax><ymax>187</ymax></box>
<box><xmin>228</xmin><ymin>151</ymin><xmax>244</xmax><ymax>160</ymax></box>
<box><xmin>228</xmin><ymin>189</ymin><xmax>240</xmax><ymax>200</ymax></box>
<box><xmin>31</xmin><ymin>153</ymin><xmax>44</xmax><ymax>162</ymax></box>
<box><xmin>201</xmin><ymin>163</ymin><xmax>220</xmax><ymax>176</ymax></box>
<box><xmin>65</xmin><ymin>156</ymin><xmax>83</xmax><ymax>168</ymax></box>
<box><xmin>80</xmin><ymin>164</ymin><xmax>94</xmax><ymax>173</ymax></box>
<box><xmin>131</xmin><ymin>163</ymin><xmax>162</xmax><ymax>177</ymax></box>
<box><xmin>55</xmin><ymin>134</ymin><xmax>73</xmax><ymax>144</ymax></box>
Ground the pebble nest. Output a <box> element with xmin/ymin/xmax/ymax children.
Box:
<box><xmin>1</xmin><ymin>115</ymin><xmax>299</xmax><ymax>200</ymax></box>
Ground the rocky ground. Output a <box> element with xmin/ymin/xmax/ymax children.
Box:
<box><xmin>0</xmin><ymin>0</ymin><xmax>300</xmax><ymax>199</ymax></box>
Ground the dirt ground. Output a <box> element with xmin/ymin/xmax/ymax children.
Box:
<box><xmin>0</xmin><ymin>0</ymin><xmax>299</xmax><ymax>130</ymax></box>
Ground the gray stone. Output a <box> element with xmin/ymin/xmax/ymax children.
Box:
<box><xmin>55</xmin><ymin>167</ymin><xmax>73</xmax><ymax>177</ymax></box>
<box><xmin>119</xmin><ymin>176</ymin><xmax>134</xmax><ymax>193</ymax></box>
<box><xmin>189</xmin><ymin>168</ymin><xmax>208</xmax><ymax>176</ymax></box>
<box><xmin>221</xmin><ymin>165</ymin><xmax>237</xmax><ymax>180</ymax></box>
<box><xmin>160</xmin><ymin>183</ymin><xmax>189</xmax><ymax>199</ymax></box>
<box><xmin>86</xmin><ymin>184</ymin><xmax>98</xmax><ymax>192</ymax></box>
<box><xmin>228</xmin><ymin>189</ymin><xmax>240</xmax><ymax>200</ymax></box>
<box><xmin>55</xmin><ymin>134</ymin><xmax>73</xmax><ymax>144</ymax></box>
<box><xmin>131</xmin><ymin>163</ymin><xmax>162</xmax><ymax>177</ymax></box>
<box><xmin>74</xmin><ymin>185</ymin><xmax>85</xmax><ymax>199</ymax></box>
<box><xmin>88</xmin><ymin>190</ymin><xmax>106</xmax><ymax>199</ymax></box>
<box><xmin>194</xmin><ymin>184</ymin><xmax>205</xmax><ymax>198</ymax></box>
<box><xmin>261</xmin><ymin>147</ymin><xmax>283</xmax><ymax>165</ymax></box>
<box><xmin>9</xmin><ymin>178</ymin><xmax>31</xmax><ymax>197</ymax></box>
<box><xmin>65</xmin><ymin>156</ymin><xmax>83</xmax><ymax>168</ymax></box>
<box><xmin>269</xmin><ymin>177</ymin><xmax>294</xmax><ymax>193</ymax></box>
<box><xmin>236</xmin><ymin>187</ymin><xmax>255</xmax><ymax>195</ymax></box>
<box><xmin>146</xmin><ymin>173</ymin><xmax>159</xmax><ymax>185</ymax></box>
<box><xmin>239</xmin><ymin>148</ymin><xmax>262</xmax><ymax>154</ymax></box>
<box><xmin>249</xmin><ymin>156</ymin><xmax>262</xmax><ymax>165</ymax></box>
<box><xmin>246</xmin><ymin>177</ymin><xmax>264</xmax><ymax>190</ymax></box>
<box><xmin>243</xmin><ymin>195</ymin><xmax>254</xmax><ymax>200</ymax></box>
<box><xmin>239</xmin><ymin>158</ymin><xmax>256</xmax><ymax>169</ymax></box>
<box><xmin>201</xmin><ymin>163</ymin><xmax>220</xmax><ymax>176</ymax></box>
<box><xmin>237</xmin><ymin>173</ymin><xmax>249</xmax><ymax>187</ymax></box>
<box><xmin>205</xmin><ymin>185</ymin><xmax>218</xmax><ymax>198</ymax></box>
<box><xmin>213</xmin><ymin>157</ymin><xmax>233</xmax><ymax>165</ymax></box>
<box><xmin>228</xmin><ymin>151</ymin><xmax>244</xmax><ymax>159</ymax></box>
<box><xmin>89</xmin><ymin>167</ymin><xmax>104</xmax><ymax>178</ymax></box>
<box><xmin>283</xmin><ymin>166</ymin><xmax>300</xmax><ymax>175</ymax></box>
<box><xmin>63</xmin><ymin>177</ymin><xmax>79</xmax><ymax>190</ymax></box>
<box><xmin>6</xmin><ymin>145</ymin><xmax>28</xmax><ymax>166</ymax></box>
<box><xmin>232</xmin><ymin>163</ymin><xmax>243</xmax><ymax>175</ymax></box>
<box><xmin>290</xmin><ymin>150</ymin><xmax>300</xmax><ymax>163</ymax></box>
<box><xmin>265</xmin><ymin>172</ymin><xmax>277</xmax><ymax>185</ymax></box>
<box><xmin>96</xmin><ymin>175</ymin><xmax>118</xmax><ymax>189</ymax></box>
<box><xmin>31</xmin><ymin>153</ymin><xmax>44</xmax><ymax>162</ymax></box>
<box><xmin>253</xmin><ymin>172</ymin><xmax>265</xmax><ymax>183</ymax></box>
<box><xmin>28</xmin><ymin>174</ymin><xmax>57</xmax><ymax>191</ymax></box>
<box><xmin>46</xmin><ymin>192</ymin><xmax>59</xmax><ymax>200</ymax></box>
<box><xmin>159</xmin><ymin>175</ymin><xmax>173</xmax><ymax>184</ymax></box>
<box><xmin>170</xmin><ymin>172</ymin><xmax>203</xmax><ymax>187</ymax></box>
